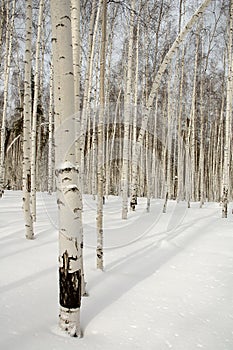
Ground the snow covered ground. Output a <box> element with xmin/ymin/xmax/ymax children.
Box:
<box><xmin>1</xmin><ymin>191</ymin><xmax>233</xmax><ymax>350</ymax></box>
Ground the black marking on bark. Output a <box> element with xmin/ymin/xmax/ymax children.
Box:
<box><xmin>130</xmin><ymin>196</ymin><xmax>137</xmax><ymax>211</ymax></box>
<box><xmin>57</xmin><ymin>198</ymin><xmax>65</xmax><ymax>207</ymax></box>
<box><xmin>62</xmin><ymin>177</ymin><xmax>72</xmax><ymax>182</ymax></box>
<box><xmin>56</xmin><ymin>166</ymin><xmax>77</xmax><ymax>174</ymax></box>
<box><xmin>66</xmin><ymin>187</ymin><xmax>78</xmax><ymax>193</ymax></box>
<box><xmin>73</xmin><ymin>207</ymin><xmax>81</xmax><ymax>214</ymax></box>
<box><xmin>97</xmin><ymin>249</ymin><xmax>103</xmax><ymax>260</ymax></box>
<box><xmin>59</xmin><ymin>251</ymin><xmax>81</xmax><ymax>309</ymax></box>
<box><xmin>56</xmin><ymin>23</ymin><xmax>64</xmax><ymax>28</ymax></box>
<box><xmin>27</xmin><ymin>174</ymin><xmax>31</xmax><ymax>192</ymax></box>
<box><xmin>61</xmin><ymin>15</ymin><xmax>71</xmax><ymax>21</ymax></box>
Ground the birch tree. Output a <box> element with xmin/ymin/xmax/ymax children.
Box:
<box><xmin>71</xmin><ymin>0</ymin><xmax>81</xmax><ymax>164</ymax></box>
<box><xmin>96</xmin><ymin>0</ymin><xmax>107</xmax><ymax>270</ymax></box>
<box><xmin>0</xmin><ymin>0</ymin><xmax>16</xmax><ymax>195</ymax></box>
<box><xmin>22</xmin><ymin>0</ymin><xmax>34</xmax><ymax>239</ymax></box>
<box><xmin>71</xmin><ymin>0</ymin><xmax>86</xmax><ymax>297</ymax></box>
<box><xmin>121</xmin><ymin>0</ymin><xmax>135</xmax><ymax>219</ymax></box>
<box><xmin>31</xmin><ymin>0</ymin><xmax>44</xmax><ymax>221</ymax></box>
<box><xmin>222</xmin><ymin>0</ymin><xmax>233</xmax><ymax>218</ymax></box>
<box><xmin>48</xmin><ymin>62</ymin><xmax>54</xmax><ymax>195</ymax></box>
<box><xmin>50</xmin><ymin>0</ymin><xmax>83</xmax><ymax>337</ymax></box>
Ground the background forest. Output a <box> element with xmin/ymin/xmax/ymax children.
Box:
<box><xmin>0</xmin><ymin>0</ymin><xmax>231</xmax><ymax>205</ymax></box>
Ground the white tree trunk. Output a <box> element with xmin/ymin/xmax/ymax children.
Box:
<box><xmin>48</xmin><ymin>62</ymin><xmax>55</xmax><ymax>195</ymax></box>
<box><xmin>31</xmin><ymin>0</ymin><xmax>44</xmax><ymax>221</ymax></box>
<box><xmin>50</xmin><ymin>0</ymin><xmax>83</xmax><ymax>337</ymax></box>
<box><xmin>71</xmin><ymin>0</ymin><xmax>81</xmax><ymax>164</ymax></box>
<box><xmin>0</xmin><ymin>0</ymin><xmax>16</xmax><ymax>195</ymax></box>
<box><xmin>22</xmin><ymin>0</ymin><xmax>34</xmax><ymax>239</ymax></box>
<box><xmin>80</xmin><ymin>0</ymin><xmax>100</xmax><ymax>190</ymax></box>
<box><xmin>190</xmin><ymin>31</ymin><xmax>200</xmax><ymax>201</ymax></box>
<box><xmin>177</xmin><ymin>46</ymin><xmax>185</xmax><ymax>202</ymax></box>
<box><xmin>97</xmin><ymin>0</ymin><xmax>107</xmax><ymax>270</ymax></box>
<box><xmin>121</xmin><ymin>0</ymin><xmax>135</xmax><ymax>219</ymax></box>
<box><xmin>130</xmin><ymin>16</ymin><xmax>139</xmax><ymax>210</ymax></box>
<box><xmin>222</xmin><ymin>0</ymin><xmax>233</xmax><ymax>218</ymax></box>
<box><xmin>71</xmin><ymin>0</ymin><xmax>86</xmax><ymax>297</ymax></box>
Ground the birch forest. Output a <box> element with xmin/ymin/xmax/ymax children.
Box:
<box><xmin>0</xmin><ymin>0</ymin><xmax>233</xmax><ymax>337</ymax></box>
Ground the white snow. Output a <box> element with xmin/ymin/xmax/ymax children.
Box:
<box><xmin>1</xmin><ymin>191</ymin><xmax>233</xmax><ymax>349</ymax></box>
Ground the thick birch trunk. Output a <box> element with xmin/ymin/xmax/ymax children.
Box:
<box><xmin>50</xmin><ymin>0</ymin><xmax>83</xmax><ymax>337</ymax></box>
<box><xmin>71</xmin><ymin>0</ymin><xmax>86</xmax><ymax>298</ymax></box>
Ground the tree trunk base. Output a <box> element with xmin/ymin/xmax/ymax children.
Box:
<box><xmin>59</xmin><ymin>306</ymin><xmax>81</xmax><ymax>337</ymax></box>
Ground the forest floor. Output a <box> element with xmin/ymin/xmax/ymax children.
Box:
<box><xmin>1</xmin><ymin>191</ymin><xmax>233</xmax><ymax>350</ymax></box>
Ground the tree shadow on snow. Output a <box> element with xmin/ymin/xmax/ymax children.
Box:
<box><xmin>82</xmin><ymin>208</ymin><xmax>220</xmax><ymax>331</ymax></box>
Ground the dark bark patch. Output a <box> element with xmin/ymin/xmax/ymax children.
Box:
<box><xmin>57</xmin><ymin>198</ymin><xmax>65</xmax><ymax>207</ymax></box>
<box><xmin>27</xmin><ymin>174</ymin><xmax>31</xmax><ymax>192</ymax></box>
<box><xmin>59</xmin><ymin>251</ymin><xmax>81</xmax><ymax>309</ymax></box>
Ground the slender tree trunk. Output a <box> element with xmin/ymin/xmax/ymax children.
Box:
<box><xmin>96</xmin><ymin>0</ymin><xmax>107</xmax><ymax>270</ymax></box>
<box><xmin>190</xmin><ymin>31</ymin><xmax>200</xmax><ymax>202</ymax></box>
<box><xmin>80</xmin><ymin>0</ymin><xmax>100</xmax><ymax>190</ymax></box>
<box><xmin>22</xmin><ymin>0</ymin><xmax>34</xmax><ymax>239</ymax></box>
<box><xmin>31</xmin><ymin>0</ymin><xmax>44</xmax><ymax>221</ymax></box>
<box><xmin>177</xmin><ymin>46</ymin><xmax>185</xmax><ymax>202</ymax></box>
<box><xmin>0</xmin><ymin>0</ymin><xmax>16</xmax><ymax>195</ymax></box>
<box><xmin>222</xmin><ymin>0</ymin><xmax>233</xmax><ymax>218</ymax></box>
<box><xmin>121</xmin><ymin>0</ymin><xmax>135</xmax><ymax>219</ymax></box>
<box><xmin>48</xmin><ymin>63</ymin><xmax>55</xmax><ymax>195</ymax></box>
<box><xmin>130</xmin><ymin>12</ymin><xmax>140</xmax><ymax>210</ymax></box>
<box><xmin>185</xmin><ymin>120</ymin><xmax>191</xmax><ymax>208</ymax></box>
